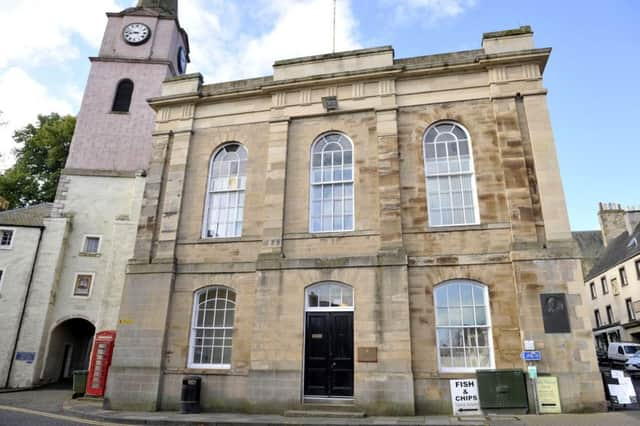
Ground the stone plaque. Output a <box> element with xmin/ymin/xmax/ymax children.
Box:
<box><xmin>357</xmin><ymin>347</ymin><xmax>377</xmax><ymax>362</ymax></box>
<box><xmin>540</xmin><ymin>293</ymin><xmax>570</xmax><ymax>333</ymax></box>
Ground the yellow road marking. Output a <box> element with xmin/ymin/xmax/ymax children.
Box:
<box><xmin>0</xmin><ymin>404</ymin><xmax>132</xmax><ymax>425</ymax></box>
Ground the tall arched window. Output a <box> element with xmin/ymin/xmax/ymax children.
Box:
<box><xmin>188</xmin><ymin>286</ymin><xmax>236</xmax><ymax>368</ymax></box>
<box><xmin>434</xmin><ymin>280</ymin><xmax>494</xmax><ymax>372</ymax></box>
<box><xmin>203</xmin><ymin>143</ymin><xmax>247</xmax><ymax>238</ymax></box>
<box><xmin>310</xmin><ymin>133</ymin><xmax>354</xmax><ymax>233</ymax></box>
<box><xmin>111</xmin><ymin>79</ymin><xmax>134</xmax><ymax>112</ymax></box>
<box><xmin>423</xmin><ymin>121</ymin><xmax>479</xmax><ymax>227</ymax></box>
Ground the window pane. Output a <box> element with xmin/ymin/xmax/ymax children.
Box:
<box><xmin>435</xmin><ymin>288</ymin><xmax>447</xmax><ymax>307</ymax></box>
<box><xmin>462</xmin><ymin>307</ymin><xmax>475</xmax><ymax>326</ymax></box>
<box><xmin>436</xmin><ymin>308</ymin><xmax>449</xmax><ymax>326</ymax></box>
<box><xmin>461</xmin><ymin>285</ymin><xmax>473</xmax><ymax>306</ymax></box>
<box><xmin>478</xmin><ymin>348</ymin><xmax>491</xmax><ymax>367</ymax></box>
<box><xmin>344</xmin><ymin>150</ymin><xmax>353</xmax><ymax>165</ymax></box>
<box><xmin>447</xmin><ymin>284</ymin><xmax>460</xmax><ymax>306</ymax></box>
<box><xmin>477</xmin><ymin>328</ymin><xmax>489</xmax><ymax>346</ymax></box>
<box><xmin>440</xmin><ymin>348</ymin><xmax>452</xmax><ymax>367</ymax></box>
<box><xmin>475</xmin><ymin>307</ymin><xmax>487</xmax><ymax>325</ymax></box>
<box><xmin>465</xmin><ymin>348</ymin><xmax>479</xmax><ymax>367</ymax></box>
<box><xmin>438</xmin><ymin>329</ymin><xmax>451</xmax><ymax>347</ymax></box>
<box><xmin>84</xmin><ymin>237</ymin><xmax>100</xmax><ymax>253</ymax></box>
<box><xmin>344</xmin><ymin>215</ymin><xmax>353</xmax><ymax>230</ymax></box>
<box><xmin>450</xmin><ymin>328</ymin><xmax>464</xmax><ymax>346</ymax></box>
<box><xmin>473</xmin><ymin>286</ymin><xmax>485</xmax><ymax>305</ymax></box>
<box><xmin>449</xmin><ymin>307</ymin><xmax>462</xmax><ymax>326</ymax></box>
<box><xmin>451</xmin><ymin>348</ymin><xmax>465</xmax><ymax>367</ymax></box>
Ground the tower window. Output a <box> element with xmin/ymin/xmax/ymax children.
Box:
<box><xmin>112</xmin><ymin>79</ymin><xmax>134</xmax><ymax>112</ymax></box>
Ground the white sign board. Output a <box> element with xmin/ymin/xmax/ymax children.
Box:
<box><xmin>609</xmin><ymin>370</ymin><xmax>637</xmax><ymax>405</ymax></box>
<box><xmin>450</xmin><ymin>379</ymin><xmax>482</xmax><ymax>415</ymax></box>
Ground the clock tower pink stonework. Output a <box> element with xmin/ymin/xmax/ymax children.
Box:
<box><xmin>4</xmin><ymin>0</ymin><xmax>190</xmax><ymax>390</ymax></box>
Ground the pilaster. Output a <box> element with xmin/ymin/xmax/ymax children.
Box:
<box><xmin>522</xmin><ymin>94</ymin><xmax>572</xmax><ymax>241</ymax></box>
<box><xmin>375</xmin><ymin>108</ymin><xmax>404</xmax><ymax>252</ymax></box>
<box><xmin>259</xmin><ymin>119</ymin><xmax>290</xmax><ymax>258</ymax></box>
<box><xmin>491</xmin><ymin>97</ymin><xmax>538</xmax><ymax>244</ymax></box>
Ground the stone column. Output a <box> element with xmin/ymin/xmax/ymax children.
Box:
<box><xmin>492</xmin><ymin>98</ymin><xmax>538</xmax><ymax>245</ymax></box>
<box><xmin>522</xmin><ymin>94</ymin><xmax>572</xmax><ymax>242</ymax></box>
<box><xmin>259</xmin><ymin>119</ymin><xmax>290</xmax><ymax>258</ymax></box>
<box><xmin>106</xmin><ymin>128</ymin><xmax>194</xmax><ymax>411</ymax></box>
<box><xmin>375</xmin><ymin>108</ymin><xmax>404</xmax><ymax>253</ymax></box>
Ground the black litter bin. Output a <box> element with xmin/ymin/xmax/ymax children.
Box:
<box><xmin>180</xmin><ymin>376</ymin><xmax>201</xmax><ymax>414</ymax></box>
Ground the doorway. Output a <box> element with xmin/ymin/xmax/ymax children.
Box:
<box><xmin>42</xmin><ymin>318</ymin><xmax>95</xmax><ymax>384</ymax></box>
<box><xmin>303</xmin><ymin>282</ymin><xmax>354</xmax><ymax>399</ymax></box>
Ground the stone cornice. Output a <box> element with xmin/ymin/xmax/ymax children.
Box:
<box><xmin>90</xmin><ymin>56</ymin><xmax>177</xmax><ymax>75</ymax></box>
<box><xmin>145</xmin><ymin>47</ymin><xmax>551</xmax><ymax>108</ymax></box>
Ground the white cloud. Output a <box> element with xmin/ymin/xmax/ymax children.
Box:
<box><xmin>0</xmin><ymin>68</ymin><xmax>73</xmax><ymax>169</ymax></box>
<box><xmin>387</xmin><ymin>0</ymin><xmax>476</xmax><ymax>24</ymax></box>
<box><xmin>0</xmin><ymin>0</ymin><xmax>124</xmax><ymax>69</ymax></box>
<box><xmin>0</xmin><ymin>1</ymin><xmax>126</xmax><ymax>170</ymax></box>
<box><xmin>181</xmin><ymin>0</ymin><xmax>361</xmax><ymax>83</ymax></box>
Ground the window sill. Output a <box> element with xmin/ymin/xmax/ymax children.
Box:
<box><xmin>79</xmin><ymin>252</ymin><xmax>101</xmax><ymax>257</ymax></box>
<box><xmin>109</xmin><ymin>111</ymin><xmax>129</xmax><ymax>115</ymax></box>
<box><xmin>165</xmin><ymin>367</ymin><xmax>245</xmax><ymax>376</ymax></box>
<box><xmin>0</xmin><ymin>246</ymin><xmax>13</xmax><ymax>250</ymax></box>
<box><xmin>285</xmin><ymin>230</ymin><xmax>379</xmax><ymax>240</ymax></box>
<box><xmin>422</xmin><ymin>222</ymin><xmax>510</xmax><ymax>233</ymax></box>
<box><xmin>178</xmin><ymin>237</ymin><xmax>261</xmax><ymax>245</ymax></box>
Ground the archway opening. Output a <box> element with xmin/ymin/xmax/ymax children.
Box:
<box><xmin>43</xmin><ymin>318</ymin><xmax>95</xmax><ymax>384</ymax></box>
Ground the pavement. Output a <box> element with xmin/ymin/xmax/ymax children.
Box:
<box><xmin>2</xmin><ymin>386</ymin><xmax>640</xmax><ymax>426</ymax></box>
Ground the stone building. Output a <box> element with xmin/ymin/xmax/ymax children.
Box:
<box><xmin>580</xmin><ymin>203</ymin><xmax>640</xmax><ymax>350</ymax></box>
<box><xmin>0</xmin><ymin>0</ymin><xmax>190</xmax><ymax>388</ymax></box>
<box><xmin>0</xmin><ymin>204</ymin><xmax>52</xmax><ymax>387</ymax></box>
<box><xmin>105</xmin><ymin>25</ymin><xmax>605</xmax><ymax>414</ymax></box>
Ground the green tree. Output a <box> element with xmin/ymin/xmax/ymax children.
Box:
<box><xmin>0</xmin><ymin>113</ymin><xmax>76</xmax><ymax>208</ymax></box>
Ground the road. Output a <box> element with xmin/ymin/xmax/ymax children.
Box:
<box><xmin>0</xmin><ymin>384</ymin><xmax>127</xmax><ymax>425</ymax></box>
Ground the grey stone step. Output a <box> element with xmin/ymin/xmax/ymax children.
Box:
<box><xmin>284</xmin><ymin>409</ymin><xmax>366</xmax><ymax>418</ymax></box>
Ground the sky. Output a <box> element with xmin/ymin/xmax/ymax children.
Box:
<box><xmin>0</xmin><ymin>0</ymin><xmax>638</xmax><ymax>230</ymax></box>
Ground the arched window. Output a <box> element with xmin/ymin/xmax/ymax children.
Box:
<box><xmin>111</xmin><ymin>79</ymin><xmax>134</xmax><ymax>112</ymax></box>
<box><xmin>203</xmin><ymin>143</ymin><xmax>247</xmax><ymax>238</ymax></box>
<box><xmin>305</xmin><ymin>282</ymin><xmax>354</xmax><ymax>311</ymax></box>
<box><xmin>423</xmin><ymin>122</ymin><xmax>479</xmax><ymax>227</ymax></box>
<box><xmin>188</xmin><ymin>286</ymin><xmax>236</xmax><ymax>368</ymax></box>
<box><xmin>434</xmin><ymin>280</ymin><xmax>494</xmax><ymax>372</ymax></box>
<box><xmin>310</xmin><ymin>133</ymin><xmax>354</xmax><ymax>233</ymax></box>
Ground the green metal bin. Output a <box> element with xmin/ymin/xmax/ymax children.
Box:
<box><xmin>72</xmin><ymin>370</ymin><xmax>88</xmax><ymax>398</ymax></box>
<box><xmin>477</xmin><ymin>369</ymin><xmax>529</xmax><ymax>412</ymax></box>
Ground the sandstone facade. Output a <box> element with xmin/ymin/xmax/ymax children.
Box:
<box><xmin>106</xmin><ymin>27</ymin><xmax>605</xmax><ymax>414</ymax></box>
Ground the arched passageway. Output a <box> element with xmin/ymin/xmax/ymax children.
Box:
<box><xmin>42</xmin><ymin>318</ymin><xmax>95</xmax><ymax>384</ymax></box>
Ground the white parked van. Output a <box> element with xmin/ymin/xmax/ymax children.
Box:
<box><xmin>608</xmin><ymin>342</ymin><xmax>640</xmax><ymax>363</ymax></box>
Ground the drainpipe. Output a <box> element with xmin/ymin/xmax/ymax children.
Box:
<box><xmin>5</xmin><ymin>225</ymin><xmax>44</xmax><ymax>388</ymax></box>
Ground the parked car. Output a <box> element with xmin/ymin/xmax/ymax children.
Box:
<box><xmin>625</xmin><ymin>353</ymin><xmax>640</xmax><ymax>372</ymax></box>
<box><xmin>608</xmin><ymin>342</ymin><xmax>640</xmax><ymax>365</ymax></box>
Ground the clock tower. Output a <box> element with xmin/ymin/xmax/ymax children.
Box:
<box><xmin>5</xmin><ymin>0</ymin><xmax>190</xmax><ymax>389</ymax></box>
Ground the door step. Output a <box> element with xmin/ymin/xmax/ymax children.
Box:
<box><xmin>284</xmin><ymin>409</ymin><xmax>366</xmax><ymax>418</ymax></box>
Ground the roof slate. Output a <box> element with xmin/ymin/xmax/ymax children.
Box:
<box><xmin>585</xmin><ymin>222</ymin><xmax>640</xmax><ymax>281</ymax></box>
<box><xmin>0</xmin><ymin>203</ymin><xmax>52</xmax><ymax>227</ymax></box>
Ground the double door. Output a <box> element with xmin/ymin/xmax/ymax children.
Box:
<box><xmin>304</xmin><ymin>312</ymin><xmax>354</xmax><ymax>397</ymax></box>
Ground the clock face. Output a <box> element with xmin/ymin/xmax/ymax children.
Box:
<box><xmin>177</xmin><ymin>47</ymin><xmax>187</xmax><ymax>74</ymax></box>
<box><xmin>123</xmin><ymin>23</ymin><xmax>151</xmax><ymax>45</ymax></box>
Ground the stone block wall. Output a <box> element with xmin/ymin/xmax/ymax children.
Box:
<box><xmin>107</xmin><ymin>37</ymin><xmax>605</xmax><ymax>414</ymax></box>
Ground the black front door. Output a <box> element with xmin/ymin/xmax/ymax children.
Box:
<box><xmin>304</xmin><ymin>312</ymin><xmax>354</xmax><ymax>397</ymax></box>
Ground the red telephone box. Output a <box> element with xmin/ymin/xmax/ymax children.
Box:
<box><xmin>85</xmin><ymin>330</ymin><xmax>116</xmax><ymax>397</ymax></box>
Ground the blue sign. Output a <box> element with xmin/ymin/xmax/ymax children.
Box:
<box><xmin>16</xmin><ymin>352</ymin><xmax>35</xmax><ymax>364</ymax></box>
<box><xmin>521</xmin><ymin>351</ymin><xmax>541</xmax><ymax>361</ymax></box>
